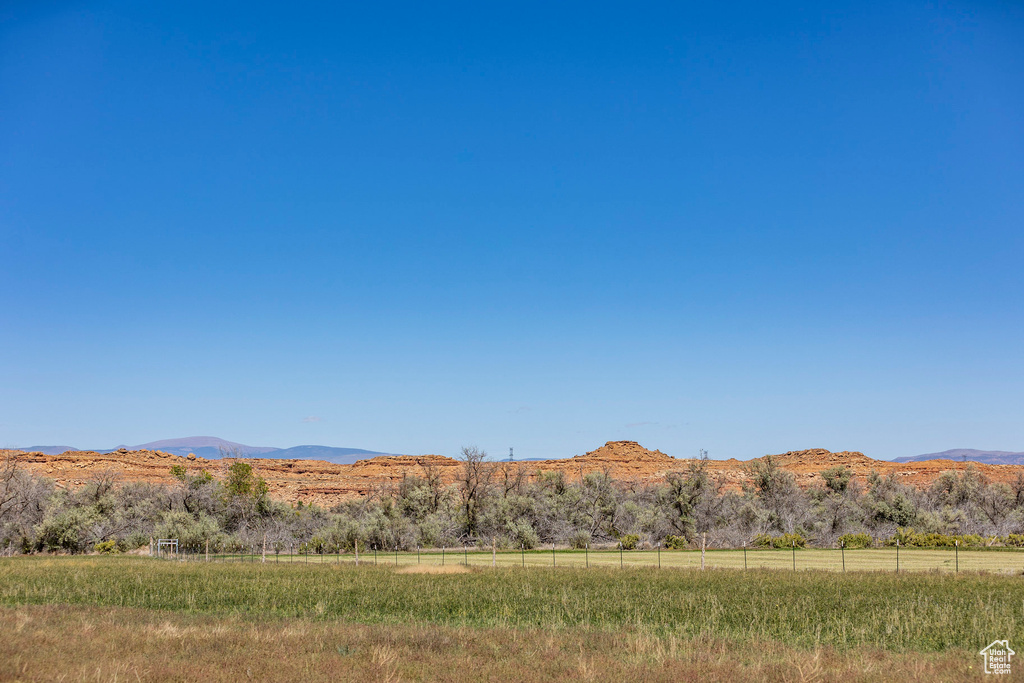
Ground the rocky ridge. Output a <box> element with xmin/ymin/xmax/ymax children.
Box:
<box><xmin>5</xmin><ymin>441</ymin><xmax>1022</xmax><ymax>508</ymax></box>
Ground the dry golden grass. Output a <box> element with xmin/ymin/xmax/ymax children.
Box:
<box><xmin>216</xmin><ymin>546</ymin><xmax>1024</xmax><ymax>574</ymax></box>
<box><xmin>396</xmin><ymin>564</ymin><xmax>472</xmax><ymax>575</ymax></box>
<box><xmin>0</xmin><ymin>604</ymin><xmax>998</xmax><ymax>683</ymax></box>
<box><xmin>3</xmin><ymin>557</ymin><xmax>1020</xmax><ymax>681</ymax></box>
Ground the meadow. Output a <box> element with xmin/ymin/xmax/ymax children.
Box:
<box><xmin>191</xmin><ymin>545</ymin><xmax>1024</xmax><ymax>574</ymax></box>
<box><xmin>2</xmin><ymin>555</ymin><xmax>1023</xmax><ymax>681</ymax></box>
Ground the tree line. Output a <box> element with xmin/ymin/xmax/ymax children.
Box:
<box><xmin>3</xmin><ymin>448</ymin><xmax>1024</xmax><ymax>555</ymax></box>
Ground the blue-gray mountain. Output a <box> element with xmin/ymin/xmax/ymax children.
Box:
<box><xmin>893</xmin><ymin>449</ymin><xmax>1024</xmax><ymax>465</ymax></box>
<box><xmin>12</xmin><ymin>436</ymin><xmax>395</xmax><ymax>465</ymax></box>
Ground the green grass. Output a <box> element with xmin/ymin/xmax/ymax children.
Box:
<box><xmin>2</xmin><ymin>556</ymin><xmax>1022</xmax><ymax>653</ymax></box>
<box><xmin>0</xmin><ymin>604</ymin><xmax>988</xmax><ymax>683</ymax></box>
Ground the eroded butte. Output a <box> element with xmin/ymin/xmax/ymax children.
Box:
<box><xmin>5</xmin><ymin>441</ymin><xmax>1021</xmax><ymax>508</ymax></box>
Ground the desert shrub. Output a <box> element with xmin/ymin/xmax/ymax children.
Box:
<box><xmin>154</xmin><ymin>511</ymin><xmax>219</xmax><ymax>547</ymax></box>
<box><xmin>618</xmin><ymin>534</ymin><xmax>639</xmax><ymax>550</ymax></box>
<box><xmin>94</xmin><ymin>540</ymin><xmax>119</xmax><ymax>554</ymax></box>
<box><xmin>753</xmin><ymin>533</ymin><xmax>806</xmax><ymax>549</ymax></box>
<box><xmin>821</xmin><ymin>466</ymin><xmax>853</xmax><ymax>493</ymax></box>
<box><xmin>209</xmin><ymin>536</ymin><xmax>244</xmax><ymax>553</ymax></box>
<box><xmin>37</xmin><ymin>507</ymin><xmax>101</xmax><ymax>553</ymax></box>
<box><xmin>360</xmin><ymin>508</ymin><xmax>404</xmax><ymax>550</ymax></box>
<box><xmin>507</xmin><ymin>520</ymin><xmax>539</xmax><ymax>549</ymax></box>
<box><xmin>302</xmin><ymin>536</ymin><xmax>327</xmax><ymax>554</ymax></box>
<box><xmin>838</xmin><ymin>533</ymin><xmax>872</xmax><ymax>549</ymax></box>
<box><xmin>664</xmin><ymin>534</ymin><xmax>688</xmax><ymax>550</ymax></box>
<box><xmin>122</xmin><ymin>532</ymin><xmax>150</xmax><ymax>550</ymax></box>
<box><xmin>884</xmin><ymin>528</ymin><xmax>984</xmax><ymax>548</ymax></box>
<box><xmin>568</xmin><ymin>531</ymin><xmax>590</xmax><ymax>550</ymax></box>
<box><xmin>1005</xmin><ymin>534</ymin><xmax>1024</xmax><ymax>547</ymax></box>
<box><xmin>15</xmin><ymin>438</ymin><xmax>1024</xmax><ymax>557</ymax></box>
<box><xmin>317</xmin><ymin>517</ymin><xmax>364</xmax><ymax>552</ymax></box>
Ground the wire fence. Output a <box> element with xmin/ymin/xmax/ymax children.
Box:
<box><xmin>150</xmin><ymin>541</ymin><xmax>1024</xmax><ymax>574</ymax></box>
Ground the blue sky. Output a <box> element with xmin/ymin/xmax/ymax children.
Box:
<box><xmin>1</xmin><ymin>1</ymin><xmax>1022</xmax><ymax>460</ymax></box>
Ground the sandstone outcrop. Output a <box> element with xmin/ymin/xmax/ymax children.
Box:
<box><xmin>4</xmin><ymin>441</ymin><xmax>1020</xmax><ymax>508</ymax></box>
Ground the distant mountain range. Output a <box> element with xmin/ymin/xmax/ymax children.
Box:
<box><xmin>893</xmin><ymin>449</ymin><xmax>1024</xmax><ymax>465</ymax></box>
<box><xmin>13</xmin><ymin>436</ymin><xmax>395</xmax><ymax>465</ymax></box>
<box><xmin>17</xmin><ymin>439</ymin><xmax>1024</xmax><ymax>467</ymax></box>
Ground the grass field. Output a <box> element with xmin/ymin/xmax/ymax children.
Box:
<box><xmin>2</xmin><ymin>556</ymin><xmax>1022</xmax><ymax>681</ymax></box>
<box><xmin>0</xmin><ymin>603</ymin><xmax>996</xmax><ymax>683</ymax></box>
<box><xmin>190</xmin><ymin>545</ymin><xmax>1024</xmax><ymax>574</ymax></box>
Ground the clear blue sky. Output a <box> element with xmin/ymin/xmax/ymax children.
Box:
<box><xmin>2</xmin><ymin>2</ymin><xmax>1022</xmax><ymax>460</ymax></box>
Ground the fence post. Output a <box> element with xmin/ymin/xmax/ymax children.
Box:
<box><xmin>262</xmin><ymin>534</ymin><xmax>267</xmax><ymax>564</ymax></box>
<box><xmin>896</xmin><ymin>539</ymin><xmax>899</xmax><ymax>574</ymax></box>
<box><xmin>395</xmin><ymin>546</ymin><xmax>398</xmax><ymax>566</ymax></box>
<box><xmin>552</xmin><ymin>542</ymin><xmax>555</xmax><ymax>568</ymax></box>
<box><xmin>620</xmin><ymin>543</ymin><xmax>623</xmax><ymax>569</ymax></box>
<box><xmin>701</xmin><ymin>532</ymin><xmax>706</xmax><ymax>571</ymax></box>
<box><xmin>442</xmin><ymin>546</ymin><xmax>445</xmax><ymax>566</ymax></box>
<box><xmin>418</xmin><ymin>546</ymin><xmax>421</xmax><ymax>564</ymax></box>
<box><xmin>464</xmin><ymin>545</ymin><xmax>467</xmax><ymax>566</ymax></box>
<box><xmin>743</xmin><ymin>544</ymin><xmax>747</xmax><ymax>570</ymax></box>
<box><xmin>585</xmin><ymin>543</ymin><xmax>588</xmax><ymax>569</ymax></box>
<box><xmin>493</xmin><ymin>537</ymin><xmax>497</xmax><ymax>568</ymax></box>
<box><xmin>955</xmin><ymin>540</ymin><xmax>958</xmax><ymax>573</ymax></box>
<box><xmin>658</xmin><ymin>542</ymin><xmax>661</xmax><ymax>569</ymax></box>
<box><xmin>355</xmin><ymin>541</ymin><xmax>359</xmax><ymax>567</ymax></box>
<box><xmin>521</xmin><ymin>543</ymin><xmax>525</xmax><ymax>568</ymax></box>
<box><xmin>792</xmin><ymin>541</ymin><xmax>796</xmax><ymax>571</ymax></box>
<box><xmin>841</xmin><ymin>542</ymin><xmax>845</xmax><ymax>572</ymax></box>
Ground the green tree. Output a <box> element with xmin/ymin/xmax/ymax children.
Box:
<box><xmin>458</xmin><ymin>446</ymin><xmax>492</xmax><ymax>538</ymax></box>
